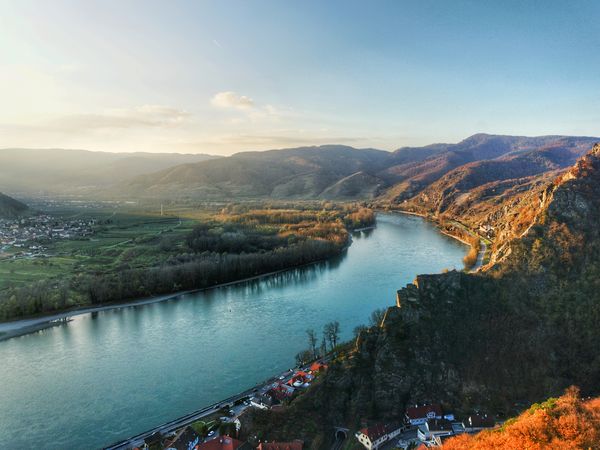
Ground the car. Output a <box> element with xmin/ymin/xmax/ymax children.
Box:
<box><xmin>278</xmin><ymin>375</ymin><xmax>285</xmax><ymax>380</ymax></box>
<box><xmin>208</xmin><ymin>431</ymin><xmax>215</xmax><ymax>437</ymax></box>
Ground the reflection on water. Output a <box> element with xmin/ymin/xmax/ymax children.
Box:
<box><xmin>0</xmin><ymin>213</ymin><xmax>466</xmax><ymax>450</ymax></box>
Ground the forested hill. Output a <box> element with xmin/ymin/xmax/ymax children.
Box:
<box><xmin>0</xmin><ymin>193</ymin><xmax>28</xmax><ymax>218</ymax></box>
<box><xmin>0</xmin><ymin>135</ymin><xmax>597</xmax><ymax>201</ymax></box>
<box><xmin>122</xmin><ymin>145</ymin><xmax>394</xmax><ymax>200</ymax></box>
<box><xmin>244</xmin><ymin>143</ymin><xmax>600</xmax><ymax>447</ymax></box>
<box><xmin>120</xmin><ymin>135</ymin><xmax>598</xmax><ymax>200</ymax></box>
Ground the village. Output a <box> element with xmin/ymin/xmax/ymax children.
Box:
<box><xmin>0</xmin><ymin>214</ymin><xmax>95</xmax><ymax>258</ymax></box>
<box><xmin>119</xmin><ymin>360</ymin><xmax>497</xmax><ymax>450</ymax></box>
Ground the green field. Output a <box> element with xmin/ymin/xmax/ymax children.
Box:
<box><xmin>0</xmin><ymin>207</ymin><xmax>201</xmax><ymax>290</ymax></box>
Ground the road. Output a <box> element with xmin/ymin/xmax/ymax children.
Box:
<box><xmin>470</xmin><ymin>241</ymin><xmax>487</xmax><ymax>272</ymax></box>
<box><xmin>103</xmin><ymin>367</ymin><xmax>298</xmax><ymax>450</ymax></box>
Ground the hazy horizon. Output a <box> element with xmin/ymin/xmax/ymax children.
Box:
<box><xmin>1</xmin><ymin>0</ymin><xmax>599</xmax><ymax>155</ymax></box>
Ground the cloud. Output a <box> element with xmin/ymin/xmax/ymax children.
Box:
<box><xmin>211</xmin><ymin>91</ymin><xmax>255</xmax><ymax>110</ymax></box>
<box><xmin>50</xmin><ymin>105</ymin><xmax>191</xmax><ymax>131</ymax></box>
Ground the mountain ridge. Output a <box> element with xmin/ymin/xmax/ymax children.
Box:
<box><xmin>120</xmin><ymin>134</ymin><xmax>599</xmax><ymax>201</ymax></box>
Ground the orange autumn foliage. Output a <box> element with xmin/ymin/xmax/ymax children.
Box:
<box><xmin>442</xmin><ymin>387</ymin><xmax>600</xmax><ymax>450</ymax></box>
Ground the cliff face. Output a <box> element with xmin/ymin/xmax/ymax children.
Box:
<box><xmin>247</xmin><ymin>144</ymin><xmax>600</xmax><ymax>447</ymax></box>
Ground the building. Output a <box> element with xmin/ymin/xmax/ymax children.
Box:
<box><xmin>250</xmin><ymin>394</ymin><xmax>277</xmax><ymax>410</ymax></box>
<box><xmin>309</xmin><ymin>362</ymin><xmax>328</xmax><ymax>373</ymax></box>
<box><xmin>405</xmin><ymin>404</ymin><xmax>454</xmax><ymax>426</ymax></box>
<box><xmin>196</xmin><ymin>436</ymin><xmax>243</xmax><ymax>450</ymax></box>
<box><xmin>286</xmin><ymin>371</ymin><xmax>314</xmax><ymax>388</ymax></box>
<box><xmin>267</xmin><ymin>382</ymin><xmax>295</xmax><ymax>401</ymax></box>
<box><xmin>163</xmin><ymin>426</ymin><xmax>201</xmax><ymax>450</ymax></box>
<box><xmin>417</xmin><ymin>419</ymin><xmax>454</xmax><ymax>442</ymax></box>
<box><xmin>355</xmin><ymin>423</ymin><xmax>405</xmax><ymax>450</ymax></box>
<box><xmin>257</xmin><ymin>440</ymin><xmax>303</xmax><ymax>450</ymax></box>
<box><xmin>466</xmin><ymin>414</ymin><xmax>495</xmax><ymax>430</ymax></box>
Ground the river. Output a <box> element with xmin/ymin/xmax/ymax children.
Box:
<box><xmin>0</xmin><ymin>213</ymin><xmax>466</xmax><ymax>449</ymax></box>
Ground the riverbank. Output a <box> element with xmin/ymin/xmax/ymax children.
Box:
<box><xmin>0</xmin><ymin>254</ymin><xmax>348</xmax><ymax>342</ymax></box>
<box><xmin>0</xmin><ymin>212</ymin><xmax>468</xmax><ymax>450</ymax></box>
<box><xmin>391</xmin><ymin>209</ymin><xmax>472</xmax><ymax>245</ymax></box>
<box><xmin>0</xmin><ymin>220</ymin><xmax>377</xmax><ymax>341</ymax></box>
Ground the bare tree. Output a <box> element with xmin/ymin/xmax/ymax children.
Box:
<box><xmin>306</xmin><ymin>328</ymin><xmax>318</xmax><ymax>359</ymax></box>
<box><xmin>353</xmin><ymin>325</ymin><xmax>367</xmax><ymax>340</ymax></box>
<box><xmin>323</xmin><ymin>320</ymin><xmax>340</xmax><ymax>351</ymax></box>
<box><xmin>369</xmin><ymin>308</ymin><xmax>386</xmax><ymax>327</ymax></box>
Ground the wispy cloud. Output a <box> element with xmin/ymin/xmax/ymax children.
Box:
<box><xmin>49</xmin><ymin>105</ymin><xmax>191</xmax><ymax>131</ymax></box>
<box><xmin>211</xmin><ymin>91</ymin><xmax>255</xmax><ymax>110</ymax></box>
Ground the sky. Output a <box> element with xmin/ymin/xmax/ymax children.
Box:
<box><xmin>0</xmin><ymin>0</ymin><xmax>599</xmax><ymax>155</ymax></box>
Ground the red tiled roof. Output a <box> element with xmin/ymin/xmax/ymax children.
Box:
<box><xmin>257</xmin><ymin>440</ymin><xmax>303</xmax><ymax>450</ymax></box>
<box><xmin>405</xmin><ymin>404</ymin><xmax>443</xmax><ymax>420</ymax></box>
<box><xmin>198</xmin><ymin>436</ymin><xmax>242</xmax><ymax>450</ymax></box>
<box><xmin>358</xmin><ymin>423</ymin><xmax>399</xmax><ymax>441</ymax></box>
<box><xmin>310</xmin><ymin>362</ymin><xmax>327</xmax><ymax>372</ymax></box>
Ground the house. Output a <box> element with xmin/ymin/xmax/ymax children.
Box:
<box><xmin>250</xmin><ymin>394</ymin><xmax>277</xmax><ymax>410</ymax></box>
<box><xmin>196</xmin><ymin>436</ymin><xmax>243</xmax><ymax>450</ymax></box>
<box><xmin>417</xmin><ymin>419</ymin><xmax>454</xmax><ymax>443</ymax></box>
<box><xmin>257</xmin><ymin>440</ymin><xmax>303</xmax><ymax>450</ymax></box>
<box><xmin>466</xmin><ymin>414</ymin><xmax>495</xmax><ymax>430</ymax></box>
<box><xmin>405</xmin><ymin>404</ymin><xmax>454</xmax><ymax>426</ymax></box>
<box><xmin>267</xmin><ymin>383</ymin><xmax>295</xmax><ymax>401</ymax></box>
<box><xmin>163</xmin><ymin>426</ymin><xmax>201</xmax><ymax>450</ymax></box>
<box><xmin>286</xmin><ymin>371</ymin><xmax>314</xmax><ymax>388</ymax></box>
<box><xmin>355</xmin><ymin>423</ymin><xmax>405</xmax><ymax>450</ymax></box>
<box><xmin>309</xmin><ymin>362</ymin><xmax>328</xmax><ymax>373</ymax></box>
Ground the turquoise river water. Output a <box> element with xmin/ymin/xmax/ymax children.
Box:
<box><xmin>0</xmin><ymin>213</ymin><xmax>466</xmax><ymax>449</ymax></box>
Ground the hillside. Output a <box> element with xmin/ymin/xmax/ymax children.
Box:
<box><xmin>0</xmin><ymin>193</ymin><xmax>28</xmax><ymax>218</ymax></box>
<box><xmin>0</xmin><ymin>148</ymin><xmax>217</xmax><ymax>196</ymax></box>
<box><xmin>121</xmin><ymin>135</ymin><xmax>598</xmax><ymax>201</ymax></box>
<box><xmin>442</xmin><ymin>388</ymin><xmax>600</xmax><ymax>449</ymax></box>
<box><xmin>243</xmin><ymin>144</ymin><xmax>600</xmax><ymax>446</ymax></box>
<box><xmin>381</xmin><ymin>134</ymin><xmax>598</xmax><ymax>203</ymax></box>
<box><xmin>1</xmin><ymin>135</ymin><xmax>597</xmax><ymax>202</ymax></box>
<box><xmin>123</xmin><ymin>145</ymin><xmax>396</xmax><ymax>200</ymax></box>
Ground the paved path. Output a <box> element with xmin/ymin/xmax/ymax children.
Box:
<box><xmin>470</xmin><ymin>241</ymin><xmax>487</xmax><ymax>272</ymax></box>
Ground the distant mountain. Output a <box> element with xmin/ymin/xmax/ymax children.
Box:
<box><xmin>120</xmin><ymin>134</ymin><xmax>599</xmax><ymax>201</ymax></box>
<box><xmin>122</xmin><ymin>145</ymin><xmax>397</xmax><ymax>200</ymax></box>
<box><xmin>381</xmin><ymin>134</ymin><xmax>599</xmax><ymax>202</ymax></box>
<box><xmin>0</xmin><ymin>148</ymin><xmax>218</xmax><ymax>196</ymax></box>
<box><xmin>0</xmin><ymin>192</ymin><xmax>28</xmax><ymax>218</ymax></box>
<box><xmin>3</xmin><ymin>135</ymin><xmax>598</xmax><ymax>202</ymax></box>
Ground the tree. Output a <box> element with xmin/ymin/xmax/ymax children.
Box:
<box><xmin>306</xmin><ymin>328</ymin><xmax>318</xmax><ymax>359</ymax></box>
<box><xmin>353</xmin><ymin>325</ymin><xmax>367</xmax><ymax>340</ymax></box>
<box><xmin>369</xmin><ymin>308</ymin><xmax>386</xmax><ymax>327</ymax></box>
<box><xmin>323</xmin><ymin>320</ymin><xmax>340</xmax><ymax>351</ymax></box>
<box><xmin>295</xmin><ymin>349</ymin><xmax>312</xmax><ymax>367</ymax></box>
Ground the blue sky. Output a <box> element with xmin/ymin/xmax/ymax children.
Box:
<box><xmin>1</xmin><ymin>0</ymin><xmax>599</xmax><ymax>154</ymax></box>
